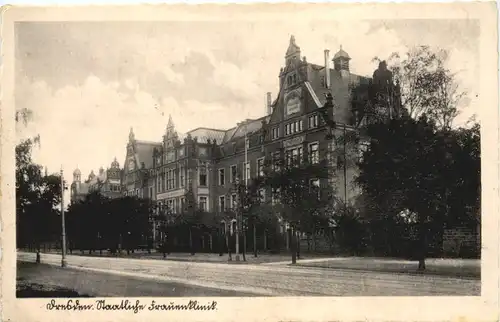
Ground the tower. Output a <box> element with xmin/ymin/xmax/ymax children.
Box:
<box><xmin>73</xmin><ymin>168</ymin><xmax>81</xmax><ymax>183</ymax></box>
<box><xmin>371</xmin><ymin>60</ymin><xmax>402</xmax><ymax>120</ymax></box>
<box><xmin>284</xmin><ymin>35</ymin><xmax>301</xmax><ymax>66</ymax></box>
<box><xmin>333</xmin><ymin>45</ymin><xmax>351</xmax><ymax>78</ymax></box>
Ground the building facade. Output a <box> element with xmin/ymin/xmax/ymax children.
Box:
<box><xmin>70</xmin><ymin>158</ymin><xmax>124</xmax><ymax>203</ymax></box>
<box><xmin>71</xmin><ymin>35</ymin><xmax>401</xmax><ymax>225</ymax></box>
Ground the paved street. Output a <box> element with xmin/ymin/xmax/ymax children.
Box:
<box><xmin>17</xmin><ymin>261</ymin><xmax>255</xmax><ymax>297</ymax></box>
<box><xmin>18</xmin><ymin>252</ymin><xmax>479</xmax><ymax>296</ymax></box>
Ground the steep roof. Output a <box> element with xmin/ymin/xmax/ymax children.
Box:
<box><xmin>186</xmin><ymin>128</ymin><xmax>226</xmax><ymax>144</ymax></box>
<box><xmin>333</xmin><ymin>47</ymin><xmax>351</xmax><ymax>60</ymax></box>
<box><xmin>135</xmin><ymin>140</ymin><xmax>161</xmax><ymax>169</ymax></box>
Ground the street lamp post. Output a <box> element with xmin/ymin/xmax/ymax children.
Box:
<box><xmin>235</xmin><ymin>176</ymin><xmax>240</xmax><ymax>262</ymax></box>
<box><xmin>60</xmin><ymin>168</ymin><xmax>68</xmax><ymax>268</ymax></box>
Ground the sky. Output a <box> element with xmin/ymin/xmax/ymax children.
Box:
<box><xmin>15</xmin><ymin>19</ymin><xmax>479</xmax><ymax>190</ymax></box>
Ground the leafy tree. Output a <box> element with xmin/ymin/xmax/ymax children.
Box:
<box><xmin>16</xmin><ymin>138</ymin><xmax>64</xmax><ymax>262</ymax></box>
<box><xmin>375</xmin><ymin>46</ymin><xmax>466</xmax><ymax>129</ymax></box>
<box><xmin>356</xmin><ymin>115</ymin><xmax>480</xmax><ymax>269</ymax></box>
<box><xmin>262</xmin><ymin>150</ymin><xmax>333</xmax><ymax>263</ymax></box>
<box><xmin>176</xmin><ymin>187</ymin><xmax>204</xmax><ymax>255</ymax></box>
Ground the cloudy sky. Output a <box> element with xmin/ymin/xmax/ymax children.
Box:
<box><xmin>15</xmin><ymin>19</ymin><xmax>479</xmax><ymax>187</ymax></box>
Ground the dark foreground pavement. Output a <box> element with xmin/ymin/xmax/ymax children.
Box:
<box><xmin>17</xmin><ymin>261</ymin><xmax>258</xmax><ymax>297</ymax></box>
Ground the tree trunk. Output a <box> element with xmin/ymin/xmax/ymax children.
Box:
<box><xmin>253</xmin><ymin>223</ymin><xmax>257</xmax><ymax>257</ymax></box>
<box><xmin>417</xmin><ymin>220</ymin><xmax>427</xmax><ymax>271</ymax></box>
<box><xmin>286</xmin><ymin>228</ymin><xmax>290</xmax><ymax>250</ymax></box>
<box><xmin>312</xmin><ymin>227</ymin><xmax>317</xmax><ymax>252</ymax></box>
<box><xmin>189</xmin><ymin>227</ymin><xmax>194</xmax><ymax>255</ymax></box>
<box><xmin>296</xmin><ymin>231</ymin><xmax>301</xmax><ymax>259</ymax></box>
<box><xmin>219</xmin><ymin>230</ymin><xmax>224</xmax><ymax>256</ymax></box>
<box><xmin>226</xmin><ymin>233</ymin><xmax>232</xmax><ymax>261</ymax></box>
<box><xmin>289</xmin><ymin>228</ymin><xmax>296</xmax><ymax>264</ymax></box>
<box><xmin>242</xmin><ymin>229</ymin><xmax>247</xmax><ymax>262</ymax></box>
<box><xmin>263</xmin><ymin>229</ymin><xmax>268</xmax><ymax>251</ymax></box>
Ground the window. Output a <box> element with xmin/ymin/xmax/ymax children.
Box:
<box><xmin>286</xmin><ymin>147</ymin><xmax>303</xmax><ymax>166</ymax></box>
<box><xmin>231</xmin><ymin>194</ymin><xmax>237</xmax><ymax>209</ymax></box>
<box><xmin>199</xmin><ymin>196</ymin><xmax>208</xmax><ymax>211</ymax></box>
<box><xmin>149</xmin><ymin>187</ymin><xmax>153</xmax><ymax>199</ymax></box>
<box><xmin>257</xmin><ymin>158</ymin><xmax>265</xmax><ymax>177</ymax></box>
<box><xmin>218</xmin><ymin>169</ymin><xmax>225</xmax><ymax>186</ymax></box>
<box><xmin>219</xmin><ymin>196</ymin><xmax>225</xmax><ymax>212</ymax></box>
<box><xmin>271</xmin><ymin>188</ymin><xmax>280</xmax><ymax>205</ymax></box>
<box><xmin>230</xmin><ymin>165</ymin><xmax>237</xmax><ymax>183</ymax></box>
<box><xmin>179</xmin><ymin>166</ymin><xmax>185</xmax><ymax>187</ymax></box>
<box><xmin>243</xmin><ymin>162</ymin><xmax>250</xmax><ymax>183</ymax></box>
<box><xmin>272</xmin><ymin>152</ymin><xmax>281</xmax><ymax>171</ymax></box>
<box><xmin>167</xmin><ymin>199</ymin><xmax>175</xmax><ymax>213</ymax></box>
<box><xmin>271</xmin><ymin>127</ymin><xmax>279</xmax><ymax>140</ymax></box>
<box><xmin>310</xmin><ymin>179</ymin><xmax>320</xmax><ymax>198</ymax></box>
<box><xmin>358</xmin><ymin>142</ymin><xmax>369</xmax><ymax>163</ymax></box>
<box><xmin>199</xmin><ymin>166</ymin><xmax>207</xmax><ymax>187</ymax></box>
<box><xmin>180</xmin><ymin>197</ymin><xmax>186</xmax><ymax>211</ymax></box>
<box><xmin>285</xmin><ymin>119</ymin><xmax>303</xmax><ymax>136</ymax></box>
<box><xmin>258</xmin><ymin>188</ymin><xmax>266</xmax><ymax>203</ymax></box>
<box><xmin>167</xmin><ymin>169</ymin><xmax>175</xmax><ymax>190</ymax></box>
<box><xmin>160</xmin><ymin>173</ymin><xmax>165</xmax><ymax>192</ymax></box>
<box><xmin>309</xmin><ymin>142</ymin><xmax>319</xmax><ymax>164</ymax></box>
<box><xmin>308</xmin><ymin>114</ymin><xmax>319</xmax><ymax>129</ymax></box>
<box><xmin>166</xmin><ymin>151</ymin><xmax>175</xmax><ymax>163</ymax></box>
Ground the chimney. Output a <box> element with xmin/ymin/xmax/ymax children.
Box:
<box><xmin>266</xmin><ymin>92</ymin><xmax>272</xmax><ymax>115</ymax></box>
<box><xmin>324</xmin><ymin>49</ymin><xmax>331</xmax><ymax>88</ymax></box>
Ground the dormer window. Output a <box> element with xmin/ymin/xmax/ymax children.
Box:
<box><xmin>287</xmin><ymin>73</ymin><xmax>298</xmax><ymax>87</ymax></box>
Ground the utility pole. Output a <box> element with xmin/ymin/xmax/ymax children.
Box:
<box><xmin>243</xmin><ymin>129</ymin><xmax>249</xmax><ymax>261</ymax></box>
<box><xmin>343</xmin><ymin>124</ymin><xmax>348</xmax><ymax>209</ymax></box>
<box><xmin>60</xmin><ymin>168</ymin><xmax>68</xmax><ymax>268</ymax></box>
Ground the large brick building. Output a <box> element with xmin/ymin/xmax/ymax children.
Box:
<box><xmin>72</xmin><ymin>35</ymin><xmax>400</xmax><ymax>227</ymax></box>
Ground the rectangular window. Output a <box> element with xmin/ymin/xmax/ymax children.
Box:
<box><xmin>309</xmin><ymin>142</ymin><xmax>319</xmax><ymax>164</ymax></box>
<box><xmin>218</xmin><ymin>168</ymin><xmax>225</xmax><ymax>186</ymax></box>
<box><xmin>310</xmin><ymin>179</ymin><xmax>320</xmax><ymax>198</ymax></box>
<box><xmin>257</xmin><ymin>158</ymin><xmax>264</xmax><ymax>177</ymax></box>
<box><xmin>243</xmin><ymin>162</ymin><xmax>250</xmax><ymax>183</ymax></box>
<box><xmin>230</xmin><ymin>165</ymin><xmax>237</xmax><ymax>183</ymax></box>
<box><xmin>286</xmin><ymin>147</ymin><xmax>303</xmax><ymax>166</ymax></box>
<box><xmin>180</xmin><ymin>197</ymin><xmax>186</xmax><ymax>211</ymax></box>
<box><xmin>219</xmin><ymin>195</ymin><xmax>225</xmax><ymax>212</ymax></box>
<box><xmin>199</xmin><ymin>166</ymin><xmax>207</xmax><ymax>187</ymax></box>
<box><xmin>179</xmin><ymin>166</ymin><xmax>185</xmax><ymax>188</ymax></box>
<box><xmin>231</xmin><ymin>193</ymin><xmax>237</xmax><ymax>209</ymax></box>
<box><xmin>149</xmin><ymin>187</ymin><xmax>153</xmax><ymax>199</ymax></box>
<box><xmin>298</xmin><ymin>120</ymin><xmax>303</xmax><ymax>132</ymax></box>
<box><xmin>309</xmin><ymin>114</ymin><xmax>319</xmax><ymax>129</ymax></box>
<box><xmin>358</xmin><ymin>142</ymin><xmax>369</xmax><ymax>163</ymax></box>
<box><xmin>271</xmin><ymin>127</ymin><xmax>279</xmax><ymax>140</ymax></box>
<box><xmin>272</xmin><ymin>152</ymin><xmax>281</xmax><ymax>171</ymax></box>
<box><xmin>167</xmin><ymin>199</ymin><xmax>174</xmax><ymax>212</ymax></box>
<box><xmin>258</xmin><ymin>188</ymin><xmax>266</xmax><ymax>203</ymax></box>
<box><xmin>271</xmin><ymin>188</ymin><xmax>280</xmax><ymax>205</ymax></box>
<box><xmin>199</xmin><ymin>196</ymin><xmax>208</xmax><ymax>211</ymax></box>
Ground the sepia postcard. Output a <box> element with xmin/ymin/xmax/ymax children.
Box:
<box><xmin>1</xmin><ymin>2</ymin><xmax>499</xmax><ymax>322</ymax></box>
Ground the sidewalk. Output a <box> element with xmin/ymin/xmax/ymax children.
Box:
<box><xmin>289</xmin><ymin>257</ymin><xmax>481</xmax><ymax>278</ymax></box>
<box><xmin>20</xmin><ymin>250</ymin><xmax>480</xmax><ymax>278</ymax></box>
<box><xmin>25</xmin><ymin>249</ymin><xmax>328</xmax><ymax>264</ymax></box>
